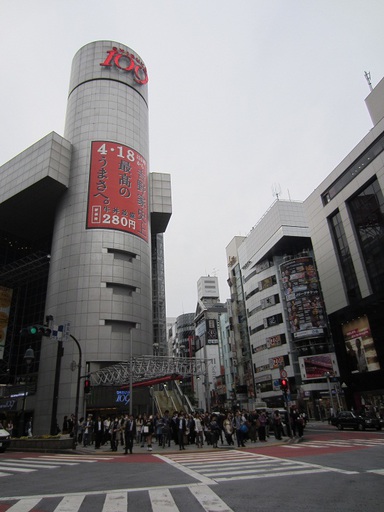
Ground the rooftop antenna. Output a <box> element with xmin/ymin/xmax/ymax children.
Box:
<box><xmin>272</xmin><ymin>183</ymin><xmax>281</xmax><ymax>200</ymax></box>
<box><xmin>364</xmin><ymin>71</ymin><xmax>373</xmax><ymax>92</ymax></box>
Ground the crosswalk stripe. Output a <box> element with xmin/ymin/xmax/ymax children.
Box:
<box><xmin>189</xmin><ymin>484</ymin><xmax>235</xmax><ymax>512</ymax></box>
<box><xmin>366</xmin><ymin>469</ymin><xmax>384</xmax><ymax>475</ymax></box>
<box><xmin>0</xmin><ymin>486</ymin><xmax>237</xmax><ymax>512</ymax></box>
<box><xmin>155</xmin><ymin>454</ymin><xmax>216</xmax><ymax>485</ymax></box>
<box><xmin>161</xmin><ymin>449</ymin><xmax>361</xmax><ymax>481</ymax></box>
<box><xmin>0</xmin><ymin>461</ymin><xmax>58</xmax><ymax>469</ymax></box>
<box><xmin>149</xmin><ymin>488</ymin><xmax>179</xmax><ymax>511</ymax></box>
<box><xmin>0</xmin><ymin>455</ymin><xmax>115</xmax><ymax>479</ymax></box>
<box><xmin>0</xmin><ymin>465</ymin><xmax>35</xmax><ymax>473</ymax></box>
<box><xmin>284</xmin><ymin>439</ymin><xmax>384</xmax><ymax>449</ymax></box>
<box><xmin>21</xmin><ymin>458</ymin><xmax>80</xmax><ymax>465</ymax></box>
<box><xmin>102</xmin><ymin>491</ymin><xmax>127</xmax><ymax>512</ymax></box>
<box><xmin>31</xmin><ymin>456</ymin><xmax>96</xmax><ymax>463</ymax></box>
<box><xmin>54</xmin><ymin>494</ymin><xmax>85</xmax><ymax>512</ymax></box>
<box><xmin>4</xmin><ymin>497</ymin><xmax>42</xmax><ymax>511</ymax></box>
<box><xmin>36</xmin><ymin>454</ymin><xmax>114</xmax><ymax>460</ymax></box>
<box><xmin>203</xmin><ymin>462</ymin><xmax>304</xmax><ymax>477</ymax></box>
<box><xmin>215</xmin><ymin>467</ymin><xmax>330</xmax><ymax>481</ymax></box>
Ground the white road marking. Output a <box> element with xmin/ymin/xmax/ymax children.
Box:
<box><xmin>189</xmin><ymin>484</ymin><xmax>235</xmax><ymax>512</ymax></box>
<box><xmin>149</xmin><ymin>488</ymin><xmax>179</xmax><ymax>511</ymax></box>
<box><xmin>102</xmin><ymin>491</ymin><xmax>128</xmax><ymax>512</ymax></box>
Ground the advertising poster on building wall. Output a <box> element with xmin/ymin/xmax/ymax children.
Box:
<box><xmin>280</xmin><ymin>256</ymin><xmax>327</xmax><ymax>339</ymax></box>
<box><xmin>206</xmin><ymin>319</ymin><xmax>218</xmax><ymax>345</ymax></box>
<box><xmin>298</xmin><ymin>353</ymin><xmax>339</xmax><ymax>380</ymax></box>
<box><xmin>87</xmin><ymin>141</ymin><xmax>148</xmax><ymax>242</ymax></box>
<box><xmin>0</xmin><ymin>286</ymin><xmax>13</xmax><ymax>360</ymax></box>
<box><xmin>342</xmin><ymin>315</ymin><xmax>380</xmax><ymax>373</ymax></box>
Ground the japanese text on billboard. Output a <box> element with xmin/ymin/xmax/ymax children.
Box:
<box><xmin>87</xmin><ymin>141</ymin><xmax>148</xmax><ymax>242</ymax></box>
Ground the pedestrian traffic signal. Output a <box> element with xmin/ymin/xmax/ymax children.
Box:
<box><xmin>280</xmin><ymin>378</ymin><xmax>289</xmax><ymax>392</ymax></box>
<box><xmin>20</xmin><ymin>325</ymin><xmax>52</xmax><ymax>337</ymax></box>
<box><xmin>84</xmin><ymin>379</ymin><xmax>91</xmax><ymax>394</ymax></box>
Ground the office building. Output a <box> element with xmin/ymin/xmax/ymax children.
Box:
<box><xmin>304</xmin><ymin>77</ymin><xmax>384</xmax><ymax>412</ymax></box>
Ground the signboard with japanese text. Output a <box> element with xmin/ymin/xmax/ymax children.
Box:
<box><xmin>206</xmin><ymin>319</ymin><xmax>218</xmax><ymax>345</ymax></box>
<box><xmin>87</xmin><ymin>141</ymin><xmax>148</xmax><ymax>242</ymax></box>
<box><xmin>280</xmin><ymin>256</ymin><xmax>327</xmax><ymax>339</ymax></box>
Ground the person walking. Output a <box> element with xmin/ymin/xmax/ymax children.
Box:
<box><xmin>273</xmin><ymin>410</ymin><xmax>283</xmax><ymax>440</ymax></box>
<box><xmin>210</xmin><ymin>415</ymin><xmax>221</xmax><ymax>448</ymax></box>
<box><xmin>82</xmin><ymin>416</ymin><xmax>93</xmax><ymax>447</ymax></box>
<box><xmin>124</xmin><ymin>414</ymin><xmax>137</xmax><ymax>454</ymax></box>
<box><xmin>187</xmin><ymin>413</ymin><xmax>196</xmax><ymax>446</ymax></box>
<box><xmin>94</xmin><ymin>416</ymin><xmax>104</xmax><ymax>449</ymax></box>
<box><xmin>194</xmin><ymin>413</ymin><xmax>204</xmax><ymax>448</ymax></box>
<box><xmin>233</xmin><ymin>410</ymin><xmax>246</xmax><ymax>447</ymax></box>
<box><xmin>110</xmin><ymin>417</ymin><xmax>120</xmax><ymax>451</ymax></box>
<box><xmin>177</xmin><ymin>412</ymin><xmax>187</xmax><ymax>450</ymax></box>
<box><xmin>258</xmin><ymin>411</ymin><xmax>267</xmax><ymax>441</ymax></box>
<box><xmin>142</xmin><ymin>415</ymin><xmax>154</xmax><ymax>451</ymax></box>
<box><xmin>223</xmin><ymin>413</ymin><xmax>234</xmax><ymax>446</ymax></box>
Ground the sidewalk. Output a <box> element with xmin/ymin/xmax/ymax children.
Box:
<box><xmin>74</xmin><ymin>435</ymin><xmax>292</xmax><ymax>456</ymax></box>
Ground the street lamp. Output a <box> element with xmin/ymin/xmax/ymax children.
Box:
<box><xmin>20</xmin><ymin>347</ymin><xmax>35</xmax><ymax>436</ymax></box>
<box><xmin>69</xmin><ymin>334</ymin><xmax>82</xmax><ymax>449</ymax></box>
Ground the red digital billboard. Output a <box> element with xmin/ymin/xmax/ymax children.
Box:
<box><xmin>87</xmin><ymin>141</ymin><xmax>148</xmax><ymax>242</ymax></box>
<box><xmin>298</xmin><ymin>353</ymin><xmax>339</xmax><ymax>380</ymax></box>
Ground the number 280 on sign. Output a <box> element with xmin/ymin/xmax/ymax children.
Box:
<box><xmin>90</xmin><ymin>206</ymin><xmax>136</xmax><ymax>229</ymax></box>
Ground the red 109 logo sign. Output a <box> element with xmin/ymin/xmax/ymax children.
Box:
<box><xmin>100</xmin><ymin>47</ymin><xmax>148</xmax><ymax>85</ymax></box>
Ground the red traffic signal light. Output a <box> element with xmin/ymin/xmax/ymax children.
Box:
<box><xmin>280</xmin><ymin>378</ymin><xmax>289</xmax><ymax>392</ymax></box>
<box><xmin>37</xmin><ymin>326</ymin><xmax>52</xmax><ymax>336</ymax></box>
<box><xmin>84</xmin><ymin>379</ymin><xmax>91</xmax><ymax>394</ymax></box>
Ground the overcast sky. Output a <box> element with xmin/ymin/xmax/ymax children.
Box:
<box><xmin>1</xmin><ymin>1</ymin><xmax>384</xmax><ymax>317</ymax></box>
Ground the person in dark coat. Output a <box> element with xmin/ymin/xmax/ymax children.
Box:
<box><xmin>124</xmin><ymin>414</ymin><xmax>137</xmax><ymax>454</ymax></box>
<box><xmin>177</xmin><ymin>412</ymin><xmax>187</xmax><ymax>450</ymax></box>
<box><xmin>210</xmin><ymin>415</ymin><xmax>221</xmax><ymax>448</ymax></box>
<box><xmin>94</xmin><ymin>415</ymin><xmax>104</xmax><ymax>449</ymax></box>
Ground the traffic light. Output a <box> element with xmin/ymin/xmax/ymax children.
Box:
<box><xmin>84</xmin><ymin>378</ymin><xmax>91</xmax><ymax>394</ymax></box>
<box><xmin>280</xmin><ymin>378</ymin><xmax>289</xmax><ymax>392</ymax></box>
<box><xmin>20</xmin><ymin>325</ymin><xmax>52</xmax><ymax>337</ymax></box>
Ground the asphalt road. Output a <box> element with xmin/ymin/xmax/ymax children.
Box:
<box><xmin>0</xmin><ymin>423</ymin><xmax>383</xmax><ymax>511</ymax></box>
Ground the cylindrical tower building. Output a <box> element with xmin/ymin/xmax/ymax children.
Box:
<box><xmin>34</xmin><ymin>41</ymin><xmax>153</xmax><ymax>433</ymax></box>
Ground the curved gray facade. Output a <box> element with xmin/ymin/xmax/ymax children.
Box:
<box><xmin>34</xmin><ymin>41</ymin><xmax>153</xmax><ymax>432</ymax></box>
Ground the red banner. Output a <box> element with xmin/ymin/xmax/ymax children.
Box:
<box><xmin>87</xmin><ymin>141</ymin><xmax>148</xmax><ymax>242</ymax></box>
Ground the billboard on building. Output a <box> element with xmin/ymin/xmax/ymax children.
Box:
<box><xmin>87</xmin><ymin>141</ymin><xmax>148</xmax><ymax>242</ymax></box>
<box><xmin>0</xmin><ymin>286</ymin><xmax>13</xmax><ymax>360</ymax></box>
<box><xmin>299</xmin><ymin>352</ymin><xmax>339</xmax><ymax>380</ymax></box>
<box><xmin>280</xmin><ymin>256</ymin><xmax>327</xmax><ymax>339</ymax></box>
<box><xmin>342</xmin><ymin>315</ymin><xmax>380</xmax><ymax>373</ymax></box>
<box><xmin>206</xmin><ymin>319</ymin><xmax>218</xmax><ymax>345</ymax></box>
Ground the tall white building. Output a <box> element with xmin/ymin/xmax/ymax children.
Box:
<box><xmin>304</xmin><ymin>76</ymin><xmax>384</xmax><ymax>412</ymax></box>
<box><xmin>228</xmin><ymin>200</ymin><xmax>335</xmax><ymax>415</ymax></box>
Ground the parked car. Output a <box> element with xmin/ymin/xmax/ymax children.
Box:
<box><xmin>0</xmin><ymin>427</ymin><xmax>11</xmax><ymax>452</ymax></box>
<box><xmin>331</xmin><ymin>411</ymin><xmax>381</xmax><ymax>431</ymax></box>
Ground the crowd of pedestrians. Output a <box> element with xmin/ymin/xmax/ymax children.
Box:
<box><xmin>61</xmin><ymin>406</ymin><xmax>306</xmax><ymax>453</ymax></box>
